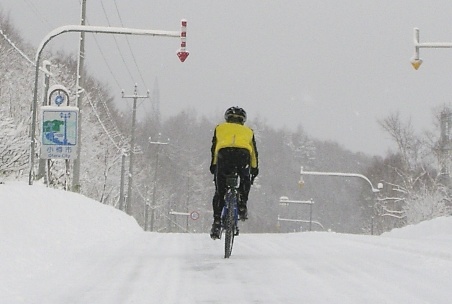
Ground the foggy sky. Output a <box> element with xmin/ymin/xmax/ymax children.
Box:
<box><xmin>3</xmin><ymin>0</ymin><xmax>452</xmax><ymax>156</ymax></box>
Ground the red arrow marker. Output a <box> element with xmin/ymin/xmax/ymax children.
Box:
<box><xmin>177</xmin><ymin>51</ymin><xmax>189</xmax><ymax>62</ymax></box>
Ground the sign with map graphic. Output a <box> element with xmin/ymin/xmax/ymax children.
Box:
<box><xmin>40</xmin><ymin>106</ymin><xmax>79</xmax><ymax>160</ymax></box>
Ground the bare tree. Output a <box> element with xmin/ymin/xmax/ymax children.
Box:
<box><xmin>0</xmin><ymin>117</ymin><xmax>29</xmax><ymax>177</ymax></box>
<box><xmin>372</xmin><ymin>112</ymin><xmax>452</xmax><ymax>232</ymax></box>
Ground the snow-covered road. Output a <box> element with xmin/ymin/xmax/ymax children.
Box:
<box><xmin>2</xmin><ymin>182</ymin><xmax>452</xmax><ymax>304</ymax></box>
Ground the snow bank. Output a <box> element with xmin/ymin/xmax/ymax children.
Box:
<box><xmin>0</xmin><ymin>181</ymin><xmax>142</xmax><ymax>291</ymax></box>
<box><xmin>0</xmin><ymin>181</ymin><xmax>141</xmax><ymax>239</ymax></box>
<box><xmin>382</xmin><ymin>216</ymin><xmax>452</xmax><ymax>240</ymax></box>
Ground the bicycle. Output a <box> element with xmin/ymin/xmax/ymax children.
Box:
<box><xmin>221</xmin><ymin>172</ymin><xmax>241</xmax><ymax>258</ymax></box>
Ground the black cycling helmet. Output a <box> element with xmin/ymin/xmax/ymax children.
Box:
<box><xmin>224</xmin><ymin>106</ymin><xmax>247</xmax><ymax>124</ymax></box>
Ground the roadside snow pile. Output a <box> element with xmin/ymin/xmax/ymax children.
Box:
<box><xmin>0</xmin><ymin>181</ymin><xmax>142</xmax><ymax>272</ymax></box>
<box><xmin>0</xmin><ymin>181</ymin><xmax>141</xmax><ymax>240</ymax></box>
<box><xmin>382</xmin><ymin>216</ymin><xmax>452</xmax><ymax>240</ymax></box>
<box><xmin>0</xmin><ymin>181</ymin><xmax>143</xmax><ymax>300</ymax></box>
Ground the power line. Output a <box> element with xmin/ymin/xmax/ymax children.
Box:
<box><xmin>21</xmin><ymin>0</ymin><xmax>53</xmax><ymax>29</ymax></box>
<box><xmin>85</xmin><ymin>93</ymin><xmax>127</xmax><ymax>151</ymax></box>
<box><xmin>0</xmin><ymin>29</ymin><xmax>34</xmax><ymax>66</ymax></box>
<box><xmin>89</xmin><ymin>33</ymin><xmax>123</xmax><ymax>89</ymax></box>
<box><xmin>112</xmin><ymin>0</ymin><xmax>148</xmax><ymax>89</ymax></box>
<box><xmin>99</xmin><ymin>0</ymin><xmax>136</xmax><ymax>85</ymax></box>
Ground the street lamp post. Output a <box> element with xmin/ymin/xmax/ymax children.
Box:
<box><xmin>299</xmin><ymin>166</ymin><xmax>382</xmax><ymax>193</ymax></box>
<box><xmin>299</xmin><ymin>166</ymin><xmax>382</xmax><ymax>234</ymax></box>
<box><xmin>28</xmin><ymin>23</ymin><xmax>189</xmax><ymax>185</ymax></box>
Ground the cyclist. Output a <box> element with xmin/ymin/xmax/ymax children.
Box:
<box><xmin>209</xmin><ymin>106</ymin><xmax>259</xmax><ymax>239</ymax></box>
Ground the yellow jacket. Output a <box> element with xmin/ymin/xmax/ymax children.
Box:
<box><xmin>211</xmin><ymin>122</ymin><xmax>258</xmax><ymax>168</ymax></box>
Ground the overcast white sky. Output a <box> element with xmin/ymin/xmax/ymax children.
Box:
<box><xmin>3</xmin><ymin>0</ymin><xmax>452</xmax><ymax>155</ymax></box>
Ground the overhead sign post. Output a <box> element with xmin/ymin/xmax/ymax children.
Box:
<box><xmin>28</xmin><ymin>21</ymin><xmax>190</xmax><ymax>185</ymax></box>
<box><xmin>411</xmin><ymin>27</ymin><xmax>452</xmax><ymax>70</ymax></box>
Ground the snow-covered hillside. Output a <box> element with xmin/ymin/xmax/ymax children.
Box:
<box><xmin>1</xmin><ymin>182</ymin><xmax>451</xmax><ymax>303</ymax></box>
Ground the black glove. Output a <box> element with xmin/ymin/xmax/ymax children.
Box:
<box><xmin>250</xmin><ymin>167</ymin><xmax>259</xmax><ymax>177</ymax></box>
<box><xmin>210</xmin><ymin>164</ymin><xmax>216</xmax><ymax>174</ymax></box>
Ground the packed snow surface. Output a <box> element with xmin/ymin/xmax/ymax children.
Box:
<box><xmin>1</xmin><ymin>181</ymin><xmax>451</xmax><ymax>303</ymax></box>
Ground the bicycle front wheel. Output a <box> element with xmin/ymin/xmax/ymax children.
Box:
<box><xmin>224</xmin><ymin>193</ymin><xmax>236</xmax><ymax>258</ymax></box>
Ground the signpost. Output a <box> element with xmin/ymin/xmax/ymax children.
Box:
<box><xmin>169</xmin><ymin>210</ymin><xmax>199</xmax><ymax>232</ymax></box>
<box><xmin>40</xmin><ymin>84</ymin><xmax>78</xmax><ymax>160</ymax></box>
<box><xmin>411</xmin><ymin>28</ymin><xmax>452</xmax><ymax>70</ymax></box>
<box><xmin>278</xmin><ymin>197</ymin><xmax>322</xmax><ymax>231</ymax></box>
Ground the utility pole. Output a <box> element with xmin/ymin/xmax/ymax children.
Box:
<box><xmin>72</xmin><ymin>0</ymin><xmax>87</xmax><ymax>193</ymax></box>
<box><xmin>147</xmin><ymin>136</ymin><xmax>168</xmax><ymax>231</ymax></box>
<box><xmin>118</xmin><ymin>150</ymin><xmax>127</xmax><ymax>211</ymax></box>
<box><xmin>122</xmin><ymin>85</ymin><xmax>150</xmax><ymax>215</ymax></box>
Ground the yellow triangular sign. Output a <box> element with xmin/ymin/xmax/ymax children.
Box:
<box><xmin>411</xmin><ymin>58</ymin><xmax>423</xmax><ymax>70</ymax></box>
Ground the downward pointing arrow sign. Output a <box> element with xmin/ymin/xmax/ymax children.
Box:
<box><xmin>177</xmin><ymin>51</ymin><xmax>189</xmax><ymax>62</ymax></box>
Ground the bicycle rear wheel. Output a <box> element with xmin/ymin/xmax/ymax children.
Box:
<box><xmin>224</xmin><ymin>193</ymin><xmax>236</xmax><ymax>258</ymax></box>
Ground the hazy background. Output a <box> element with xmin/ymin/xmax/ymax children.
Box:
<box><xmin>3</xmin><ymin>0</ymin><xmax>452</xmax><ymax>156</ymax></box>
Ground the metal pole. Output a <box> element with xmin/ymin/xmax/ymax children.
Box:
<box><xmin>36</xmin><ymin>61</ymin><xmax>51</xmax><ymax>181</ymax></box>
<box><xmin>127</xmin><ymin>93</ymin><xmax>138</xmax><ymax>215</ymax></box>
<box><xmin>300</xmin><ymin>166</ymin><xmax>381</xmax><ymax>193</ymax></box>
<box><xmin>29</xmin><ymin>53</ymin><xmax>44</xmax><ymax>185</ymax></box>
<box><xmin>186</xmin><ymin>174</ymin><xmax>190</xmax><ymax>232</ymax></box>
<box><xmin>144</xmin><ymin>199</ymin><xmax>150</xmax><ymax>231</ymax></box>
<box><xmin>309</xmin><ymin>199</ymin><xmax>313</xmax><ymax>231</ymax></box>
<box><xmin>72</xmin><ymin>0</ymin><xmax>87</xmax><ymax>193</ymax></box>
<box><xmin>150</xmin><ymin>141</ymin><xmax>161</xmax><ymax>231</ymax></box>
<box><xmin>148</xmin><ymin>137</ymin><xmax>168</xmax><ymax>231</ymax></box>
<box><xmin>149</xmin><ymin>145</ymin><xmax>160</xmax><ymax>231</ymax></box>
<box><xmin>414</xmin><ymin>28</ymin><xmax>420</xmax><ymax>59</ymax></box>
<box><xmin>122</xmin><ymin>85</ymin><xmax>149</xmax><ymax>215</ymax></box>
<box><xmin>118</xmin><ymin>151</ymin><xmax>126</xmax><ymax>210</ymax></box>
<box><xmin>371</xmin><ymin>216</ymin><xmax>374</xmax><ymax>235</ymax></box>
<box><xmin>411</xmin><ymin>28</ymin><xmax>452</xmax><ymax>69</ymax></box>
